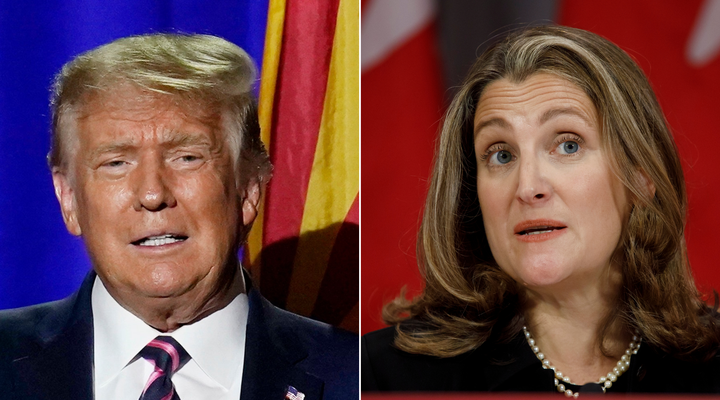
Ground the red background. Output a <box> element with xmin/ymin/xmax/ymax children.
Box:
<box><xmin>362</xmin><ymin>0</ymin><xmax>720</xmax><ymax>334</ymax></box>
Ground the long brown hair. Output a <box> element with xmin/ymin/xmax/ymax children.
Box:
<box><xmin>384</xmin><ymin>25</ymin><xmax>720</xmax><ymax>360</ymax></box>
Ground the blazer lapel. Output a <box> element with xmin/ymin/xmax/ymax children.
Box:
<box><xmin>11</xmin><ymin>273</ymin><xmax>95</xmax><ymax>400</ymax></box>
<box><xmin>9</xmin><ymin>270</ymin><xmax>327</xmax><ymax>400</ymax></box>
<box><xmin>240</xmin><ymin>287</ymin><xmax>324</xmax><ymax>400</ymax></box>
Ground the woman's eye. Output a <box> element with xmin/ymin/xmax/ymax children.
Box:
<box><xmin>490</xmin><ymin>149</ymin><xmax>513</xmax><ymax>165</ymax></box>
<box><xmin>558</xmin><ymin>141</ymin><xmax>580</xmax><ymax>155</ymax></box>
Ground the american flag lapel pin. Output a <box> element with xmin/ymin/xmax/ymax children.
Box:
<box><xmin>285</xmin><ymin>385</ymin><xmax>305</xmax><ymax>400</ymax></box>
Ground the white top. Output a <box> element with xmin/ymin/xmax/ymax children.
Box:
<box><xmin>92</xmin><ymin>276</ymin><xmax>248</xmax><ymax>399</ymax></box>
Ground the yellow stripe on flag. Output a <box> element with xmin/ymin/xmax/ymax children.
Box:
<box><xmin>285</xmin><ymin>0</ymin><xmax>360</xmax><ymax>315</ymax></box>
<box><xmin>249</xmin><ymin>0</ymin><xmax>286</xmax><ymax>281</ymax></box>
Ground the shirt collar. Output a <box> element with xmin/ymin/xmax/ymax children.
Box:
<box><xmin>92</xmin><ymin>274</ymin><xmax>248</xmax><ymax>390</ymax></box>
<box><xmin>171</xmin><ymin>285</ymin><xmax>248</xmax><ymax>389</ymax></box>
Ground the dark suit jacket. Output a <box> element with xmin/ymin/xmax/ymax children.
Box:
<box><xmin>362</xmin><ymin>326</ymin><xmax>720</xmax><ymax>393</ymax></box>
<box><xmin>0</xmin><ymin>272</ymin><xmax>358</xmax><ymax>400</ymax></box>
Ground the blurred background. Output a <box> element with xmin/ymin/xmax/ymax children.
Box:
<box><xmin>0</xmin><ymin>0</ymin><xmax>358</xmax><ymax>332</ymax></box>
<box><xmin>362</xmin><ymin>0</ymin><xmax>720</xmax><ymax>333</ymax></box>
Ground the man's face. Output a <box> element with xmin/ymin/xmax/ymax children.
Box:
<box><xmin>53</xmin><ymin>87</ymin><xmax>258</xmax><ymax>309</ymax></box>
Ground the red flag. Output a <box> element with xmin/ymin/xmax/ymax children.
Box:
<box><xmin>361</xmin><ymin>0</ymin><xmax>445</xmax><ymax>334</ymax></box>
<box><xmin>250</xmin><ymin>0</ymin><xmax>359</xmax><ymax>332</ymax></box>
<box><xmin>560</xmin><ymin>0</ymin><xmax>720</xmax><ymax>294</ymax></box>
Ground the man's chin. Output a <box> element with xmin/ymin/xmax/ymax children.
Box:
<box><xmin>132</xmin><ymin>280</ymin><xmax>197</xmax><ymax>299</ymax></box>
<box><xmin>103</xmin><ymin>275</ymin><xmax>197</xmax><ymax>304</ymax></box>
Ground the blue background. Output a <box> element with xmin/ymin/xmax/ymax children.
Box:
<box><xmin>0</xmin><ymin>0</ymin><xmax>269</xmax><ymax>309</ymax></box>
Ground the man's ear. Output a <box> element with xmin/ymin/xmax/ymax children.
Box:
<box><xmin>52</xmin><ymin>169</ymin><xmax>82</xmax><ymax>236</ymax></box>
<box><xmin>240</xmin><ymin>179</ymin><xmax>261</xmax><ymax>226</ymax></box>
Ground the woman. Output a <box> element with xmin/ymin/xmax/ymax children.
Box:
<box><xmin>362</xmin><ymin>25</ymin><xmax>720</xmax><ymax>395</ymax></box>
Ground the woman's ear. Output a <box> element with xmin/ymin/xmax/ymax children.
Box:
<box><xmin>636</xmin><ymin>169</ymin><xmax>656</xmax><ymax>200</ymax></box>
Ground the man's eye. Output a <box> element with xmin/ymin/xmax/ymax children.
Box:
<box><xmin>103</xmin><ymin>160</ymin><xmax>126</xmax><ymax>167</ymax></box>
<box><xmin>489</xmin><ymin>150</ymin><xmax>513</xmax><ymax>165</ymax></box>
<box><xmin>180</xmin><ymin>155</ymin><xmax>200</xmax><ymax>162</ymax></box>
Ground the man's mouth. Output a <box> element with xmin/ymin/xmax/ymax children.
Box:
<box><xmin>132</xmin><ymin>234</ymin><xmax>188</xmax><ymax>247</ymax></box>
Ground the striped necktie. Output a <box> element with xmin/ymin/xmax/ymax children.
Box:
<box><xmin>137</xmin><ymin>336</ymin><xmax>190</xmax><ymax>400</ymax></box>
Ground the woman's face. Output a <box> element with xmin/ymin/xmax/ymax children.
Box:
<box><xmin>474</xmin><ymin>73</ymin><xmax>631</xmax><ymax>292</ymax></box>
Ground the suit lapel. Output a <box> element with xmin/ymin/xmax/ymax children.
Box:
<box><xmin>240</xmin><ymin>287</ymin><xmax>324</xmax><ymax>400</ymax></box>
<box><xmin>11</xmin><ymin>273</ymin><xmax>95</xmax><ymax>400</ymax></box>
<box><xmin>9</xmin><ymin>270</ymin><xmax>327</xmax><ymax>400</ymax></box>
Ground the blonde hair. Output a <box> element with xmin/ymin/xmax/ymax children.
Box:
<box><xmin>384</xmin><ymin>25</ymin><xmax>720</xmax><ymax>360</ymax></box>
<box><xmin>49</xmin><ymin>33</ymin><xmax>271</xmax><ymax>186</ymax></box>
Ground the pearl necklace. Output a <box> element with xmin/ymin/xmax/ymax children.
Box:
<box><xmin>522</xmin><ymin>326</ymin><xmax>641</xmax><ymax>397</ymax></box>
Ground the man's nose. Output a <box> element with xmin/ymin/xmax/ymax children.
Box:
<box><xmin>515</xmin><ymin>153</ymin><xmax>552</xmax><ymax>205</ymax></box>
<box><xmin>132</xmin><ymin>159</ymin><xmax>177</xmax><ymax>211</ymax></box>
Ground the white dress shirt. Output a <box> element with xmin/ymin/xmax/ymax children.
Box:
<box><xmin>92</xmin><ymin>276</ymin><xmax>248</xmax><ymax>399</ymax></box>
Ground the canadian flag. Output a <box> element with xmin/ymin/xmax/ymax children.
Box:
<box><xmin>560</xmin><ymin>0</ymin><xmax>720</xmax><ymax>298</ymax></box>
<box><xmin>361</xmin><ymin>0</ymin><xmax>444</xmax><ymax>334</ymax></box>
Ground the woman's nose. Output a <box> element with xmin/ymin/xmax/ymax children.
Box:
<box><xmin>515</xmin><ymin>154</ymin><xmax>552</xmax><ymax>205</ymax></box>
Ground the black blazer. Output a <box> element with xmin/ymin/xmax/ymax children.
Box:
<box><xmin>0</xmin><ymin>271</ymin><xmax>358</xmax><ymax>400</ymax></box>
<box><xmin>362</xmin><ymin>326</ymin><xmax>720</xmax><ymax>394</ymax></box>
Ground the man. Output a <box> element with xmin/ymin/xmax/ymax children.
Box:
<box><xmin>0</xmin><ymin>34</ymin><xmax>357</xmax><ymax>399</ymax></box>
